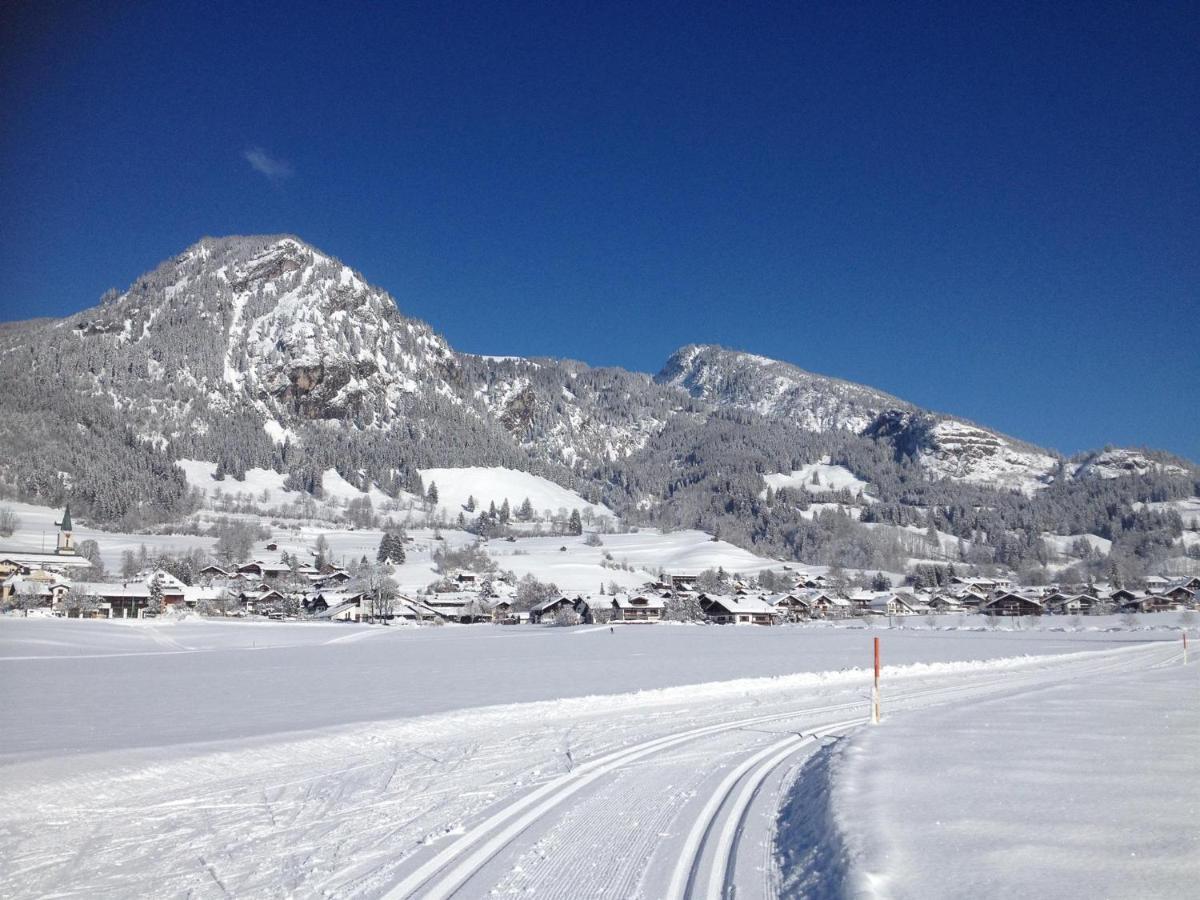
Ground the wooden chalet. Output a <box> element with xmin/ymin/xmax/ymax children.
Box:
<box><xmin>1108</xmin><ymin>588</ymin><xmax>1139</xmax><ymax>607</ymax></box>
<box><xmin>610</xmin><ymin>594</ymin><xmax>665</xmax><ymax>623</ymax></box>
<box><xmin>698</xmin><ymin>593</ymin><xmax>780</xmax><ymax>625</ymax></box>
<box><xmin>670</xmin><ymin>574</ymin><xmax>699</xmax><ymax>592</ymax></box>
<box><xmin>237</xmin><ymin>560</ymin><xmax>291</xmax><ymax>579</ymax></box>
<box><xmin>1117</xmin><ymin>593</ymin><xmax>1176</xmax><ymax>614</ymax></box>
<box><xmin>530</xmin><ymin>595</ymin><xmax>592</xmax><ymax>624</ymax></box>
<box><xmin>240</xmin><ymin>588</ymin><xmax>287</xmax><ymax>613</ymax></box>
<box><xmin>866</xmin><ymin>593</ymin><xmax>925</xmax><ymax>616</ymax></box>
<box><xmin>1163</xmin><ymin>584</ymin><xmax>1196</xmax><ymax>606</ymax></box>
<box><xmin>766</xmin><ymin>592</ymin><xmax>812</xmax><ymax>622</ymax></box>
<box><xmin>810</xmin><ymin>593</ymin><xmax>851</xmax><ymax>618</ymax></box>
<box><xmin>1044</xmin><ymin>592</ymin><xmax>1099</xmax><ymax>615</ymax></box>
<box><xmin>981</xmin><ymin>593</ymin><xmax>1044</xmax><ymax>617</ymax></box>
<box><xmin>928</xmin><ymin>594</ymin><xmax>964</xmax><ymax>613</ymax></box>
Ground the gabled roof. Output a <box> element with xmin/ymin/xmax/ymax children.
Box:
<box><xmin>700</xmin><ymin>593</ymin><xmax>780</xmax><ymax>615</ymax></box>
<box><xmin>611</xmin><ymin>594</ymin><xmax>666</xmax><ymax>610</ymax></box>
<box><xmin>314</xmin><ymin>589</ymin><xmax>365</xmax><ymax>605</ymax></box>
<box><xmin>531</xmin><ymin>595</ymin><xmax>578</xmax><ymax>614</ymax></box>
<box><xmin>764</xmin><ymin>592</ymin><xmax>805</xmax><ymax>607</ymax></box>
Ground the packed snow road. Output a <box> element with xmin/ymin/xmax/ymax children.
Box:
<box><xmin>0</xmin><ymin>621</ymin><xmax>1182</xmax><ymax>899</ymax></box>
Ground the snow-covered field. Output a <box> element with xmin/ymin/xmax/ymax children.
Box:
<box><xmin>0</xmin><ymin>619</ymin><xmax>1193</xmax><ymax>898</ymax></box>
<box><xmin>816</xmin><ymin>645</ymin><xmax>1198</xmax><ymax>898</ymax></box>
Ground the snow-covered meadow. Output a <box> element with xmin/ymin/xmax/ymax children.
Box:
<box><xmin>0</xmin><ymin>616</ymin><xmax>1157</xmax><ymax>760</ymax></box>
<box><xmin>0</xmin><ymin>617</ymin><xmax>1195</xmax><ymax>898</ymax></box>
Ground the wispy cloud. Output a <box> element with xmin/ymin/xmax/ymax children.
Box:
<box><xmin>242</xmin><ymin>147</ymin><xmax>294</xmax><ymax>182</ymax></box>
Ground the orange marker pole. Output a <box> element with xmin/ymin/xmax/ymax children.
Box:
<box><xmin>1184</xmin><ymin>632</ymin><xmax>1189</xmax><ymax>665</ymax></box>
<box><xmin>872</xmin><ymin>636</ymin><xmax>881</xmax><ymax>724</ymax></box>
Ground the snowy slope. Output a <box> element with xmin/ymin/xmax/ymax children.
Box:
<box><xmin>418</xmin><ymin>466</ymin><xmax>611</xmax><ymax>519</ymax></box>
<box><xmin>762</xmin><ymin>461</ymin><xmax>870</xmax><ymax>496</ymax></box>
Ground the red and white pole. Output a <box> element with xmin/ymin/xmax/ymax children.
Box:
<box><xmin>871</xmin><ymin>636</ymin><xmax>881</xmax><ymax>724</ymax></box>
<box><xmin>1184</xmin><ymin>632</ymin><xmax>1189</xmax><ymax>665</ymax></box>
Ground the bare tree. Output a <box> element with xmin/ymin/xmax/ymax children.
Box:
<box><xmin>61</xmin><ymin>588</ymin><xmax>99</xmax><ymax>618</ymax></box>
<box><xmin>360</xmin><ymin>562</ymin><xmax>399</xmax><ymax>622</ymax></box>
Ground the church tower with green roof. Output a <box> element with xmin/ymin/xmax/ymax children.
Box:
<box><xmin>55</xmin><ymin>505</ymin><xmax>75</xmax><ymax>555</ymax></box>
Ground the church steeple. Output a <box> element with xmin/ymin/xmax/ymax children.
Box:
<box><xmin>55</xmin><ymin>505</ymin><xmax>75</xmax><ymax>555</ymax></box>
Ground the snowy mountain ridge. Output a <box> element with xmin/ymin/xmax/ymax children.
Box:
<box><xmin>0</xmin><ymin>234</ymin><xmax>1194</xmax><ymax>539</ymax></box>
<box><xmin>656</xmin><ymin>343</ymin><xmax>909</xmax><ymax>434</ymax></box>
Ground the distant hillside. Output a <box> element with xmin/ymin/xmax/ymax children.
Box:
<box><xmin>1</xmin><ymin>235</ymin><xmax>1195</xmax><ymax>582</ymax></box>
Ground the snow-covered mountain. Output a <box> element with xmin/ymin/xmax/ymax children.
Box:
<box><xmin>656</xmin><ymin>344</ymin><xmax>908</xmax><ymax>434</ymax></box>
<box><xmin>68</xmin><ymin>236</ymin><xmax>460</xmax><ymax>436</ymax></box>
<box><xmin>0</xmin><ymin>234</ymin><xmax>1193</xmax><ymax>543</ymax></box>
<box><xmin>658</xmin><ymin>345</ymin><xmax>1069</xmax><ymax>491</ymax></box>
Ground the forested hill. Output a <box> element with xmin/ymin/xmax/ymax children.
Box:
<box><xmin>1</xmin><ymin>235</ymin><xmax>1196</xmax><ymax>581</ymax></box>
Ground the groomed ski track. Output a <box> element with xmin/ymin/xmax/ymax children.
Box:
<box><xmin>377</xmin><ymin>641</ymin><xmax>1180</xmax><ymax>900</ymax></box>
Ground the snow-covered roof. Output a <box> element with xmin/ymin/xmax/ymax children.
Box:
<box><xmin>765</xmin><ymin>592</ymin><xmax>808</xmax><ymax>607</ymax></box>
<box><xmin>315</xmin><ymin>590</ymin><xmax>364</xmax><ymax>605</ymax></box>
<box><xmin>72</xmin><ymin>581</ymin><xmax>151</xmax><ymax>598</ymax></box>
<box><xmin>701</xmin><ymin>594</ymin><xmax>780</xmax><ymax>615</ymax></box>
<box><xmin>610</xmin><ymin>594</ymin><xmax>666</xmax><ymax>610</ymax></box>
<box><xmin>183</xmin><ymin>585</ymin><xmax>227</xmax><ymax>602</ymax></box>
<box><xmin>531</xmin><ymin>596</ymin><xmax>579</xmax><ymax>614</ymax></box>
<box><xmin>0</xmin><ymin>550</ymin><xmax>93</xmax><ymax>569</ymax></box>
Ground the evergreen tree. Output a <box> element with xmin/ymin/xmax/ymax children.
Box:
<box><xmin>147</xmin><ymin>574</ymin><xmax>164</xmax><ymax>615</ymax></box>
<box><xmin>568</xmin><ymin>508</ymin><xmax>582</xmax><ymax>536</ymax></box>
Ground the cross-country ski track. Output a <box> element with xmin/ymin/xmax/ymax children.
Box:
<box><xmin>376</xmin><ymin>640</ymin><xmax>1180</xmax><ymax>900</ymax></box>
<box><xmin>0</xmin><ymin>637</ymin><xmax>1186</xmax><ymax>899</ymax></box>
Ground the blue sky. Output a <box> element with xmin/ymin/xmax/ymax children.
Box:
<box><xmin>1</xmin><ymin>0</ymin><xmax>1197</xmax><ymax>461</ymax></box>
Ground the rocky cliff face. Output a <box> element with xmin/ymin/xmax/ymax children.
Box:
<box><xmin>656</xmin><ymin>344</ymin><xmax>910</xmax><ymax>434</ymax></box>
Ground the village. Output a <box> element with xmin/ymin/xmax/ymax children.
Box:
<box><xmin>3</xmin><ymin>507</ymin><xmax>1198</xmax><ymax>628</ymax></box>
